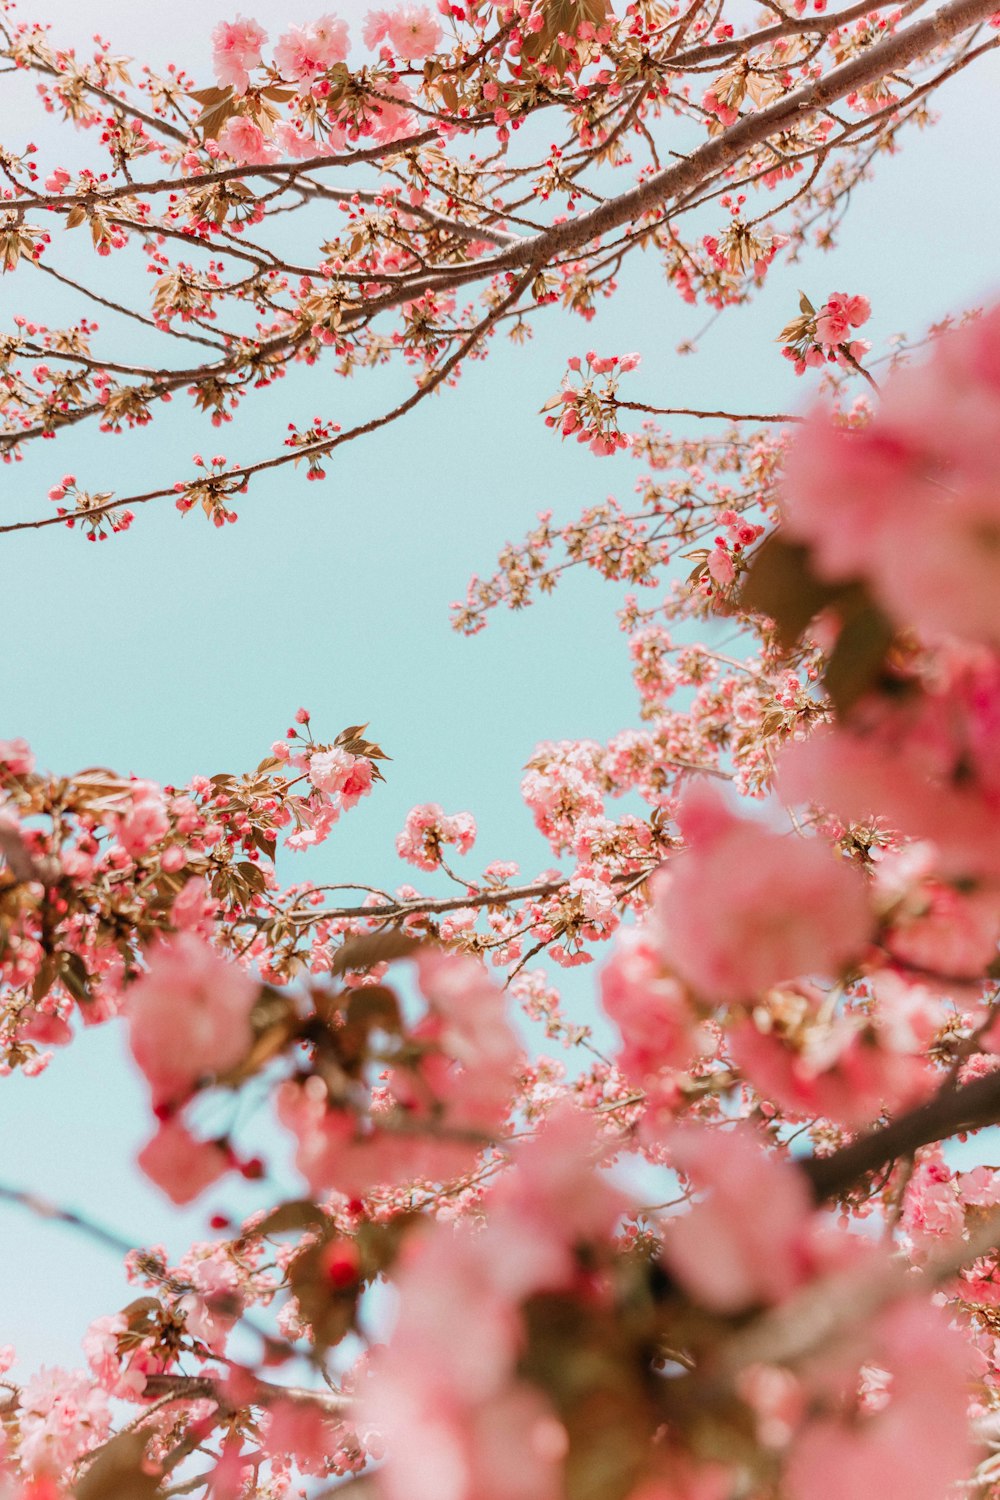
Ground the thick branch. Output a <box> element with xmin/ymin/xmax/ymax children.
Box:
<box><xmin>803</xmin><ymin>1067</ymin><xmax>1000</xmax><ymax>1201</ymax></box>
<box><xmin>142</xmin><ymin>1372</ymin><xmax>351</xmax><ymax>1415</ymax></box>
<box><xmin>421</xmin><ymin>0</ymin><xmax>1000</xmax><ymax>288</ymax></box>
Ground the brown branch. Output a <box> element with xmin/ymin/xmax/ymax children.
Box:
<box><xmin>142</xmin><ymin>1372</ymin><xmax>350</xmax><ymax>1416</ymax></box>
<box><xmin>712</xmin><ymin>1203</ymin><xmax>1000</xmax><ymax>1383</ymax></box>
<box><xmin>615</xmin><ymin>401</ymin><xmax>802</xmax><ymax>424</ymax></box>
<box><xmin>0</xmin><ymin>1180</ymin><xmax>137</xmax><ymax>1257</ymax></box>
<box><xmin>282</xmin><ymin>867</ymin><xmax>658</xmax><ymax>925</ymax></box>
<box><xmin>0</xmin><ymin>0</ymin><xmax>991</xmax><ymax>526</ymax></box>
<box><xmin>802</xmin><ymin>1067</ymin><xmax>1000</xmax><ymax>1202</ymax></box>
<box><xmin>495</xmin><ymin>0</ymin><xmax>1000</xmax><ymax>269</ymax></box>
<box><xmin>0</xmin><ymin>258</ymin><xmax>540</xmax><ymax>534</ymax></box>
<box><xmin>666</xmin><ymin>0</ymin><xmax>911</xmax><ymax>71</ymax></box>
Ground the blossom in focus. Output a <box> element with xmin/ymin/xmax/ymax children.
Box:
<box><xmin>309</xmin><ymin>747</ymin><xmax>374</xmax><ymax>806</ymax></box>
<box><xmin>211</xmin><ymin>15</ymin><xmax>267</xmax><ymax>91</ymax></box>
<box><xmin>396</xmin><ymin>803</ymin><xmax>476</xmax><ymax>870</ymax></box>
<box><xmin>216</xmin><ymin>116</ymin><xmax>279</xmax><ymax>165</ymax></box>
<box><xmin>364</xmin><ymin>5</ymin><xmax>442</xmax><ymax>56</ymax></box>
<box><xmin>274</xmin><ymin>16</ymin><xmax>349</xmax><ymax>78</ymax></box>
<box><xmin>813</xmin><ymin>291</ymin><xmax>871</xmax><ymax>347</ymax></box>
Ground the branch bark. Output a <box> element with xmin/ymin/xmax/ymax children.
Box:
<box><xmin>803</xmin><ymin>1067</ymin><xmax>1000</xmax><ymax>1201</ymax></box>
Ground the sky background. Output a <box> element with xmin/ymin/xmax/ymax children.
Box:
<box><xmin>1</xmin><ymin>0</ymin><xmax>998</xmax><ymax>1373</ymax></box>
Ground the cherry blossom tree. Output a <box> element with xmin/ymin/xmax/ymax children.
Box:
<box><xmin>3</xmin><ymin>0</ymin><xmax>1000</xmax><ymax>1497</ymax></box>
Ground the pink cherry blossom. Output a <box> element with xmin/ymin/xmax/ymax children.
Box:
<box><xmin>786</xmin><ymin>1299</ymin><xmax>972</xmax><ymax>1500</ymax></box>
<box><xmin>277</xmin><ymin>953</ymin><xmax>518</xmax><ymax>1196</ymax></box>
<box><xmin>114</xmin><ymin>781</ymin><xmax>169</xmax><ymax>858</ymax></box>
<box><xmin>363</xmin><ymin>1109</ymin><xmax>624</xmax><ymax>1500</ymax></box>
<box><xmin>600</xmin><ymin>928</ymin><xmax>699</xmax><ymax>1082</ymax></box>
<box><xmin>211</xmin><ymin>15</ymin><xmax>267</xmax><ymax>92</ymax></box>
<box><xmin>275</xmin><ymin>121</ymin><xmax>340</xmax><ymax>159</ymax></box>
<box><xmin>662</xmin><ymin>1125</ymin><xmax>819</xmax><ymax>1313</ymax></box>
<box><xmin>365</xmin><ymin>4</ymin><xmax>442</xmax><ymax>56</ymax></box>
<box><xmin>813</xmin><ymin>290</ymin><xmax>871</xmax><ymax>346</ymax></box>
<box><xmin>650</xmin><ymin>782</ymin><xmax>872</xmax><ymax>1003</ymax></box>
<box><xmin>17</xmin><ymin>1368</ymin><xmax>111</xmax><ymax>1475</ymax></box>
<box><xmin>309</xmin><ymin>747</ymin><xmax>374</xmax><ymax>806</ymax></box>
<box><xmin>362</xmin><ymin>9</ymin><xmax>392</xmax><ymax>47</ymax></box>
<box><xmin>783</xmin><ymin>305</ymin><xmax>1000</xmax><ymax>647</ymax></box>
<box><xmin>216</xmin><ymin>116</ymin><xmax>279</xmax><ymax>165</ymax></box>
<box><xmin>0</xmin><ymin>738</ymin><xmax>34</xmax><ymax>775</ymax></box>
<box><xmin>83</xmin><ymin>1312</ymin><xmax>171</xmax><ymax>1399</ymax></box>
<box><xmin>396</xmin><ymin>803</ymin><xmax>476</xmax><ymax>870</ymax></box>
<box><xmin>730</xmin><ymin>984</ymin><xmax>937</xmax><ymax>1130</ymax></box>
<box><xmin>778</xmin><ymin>646</ymin><xmax>1000</xmax><ymax>880</ymax></box>
<box><xmin>137</xmin><ymin>1118</ymin><xmax>232</xmax><ymax>1204</ymax></box>
<box><xmin>126</xmin><ymin>933</ymin><xmax>258</xmax><ymax>1107</ymax></box>
<box><xmin>262</xmin><ymin>1398</ymin><xmax>344</xmax><ymax>1475</ymax></box>
<box><xmin>274</xmin><ymin>16</ymin><xmax>350</xmax><ymax>80</ymax></box>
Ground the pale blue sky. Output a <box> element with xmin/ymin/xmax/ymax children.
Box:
<box><xmin>1</xmin><ymin>0</ymin><xmax>998</xmax><ymax>1371</ymax></box>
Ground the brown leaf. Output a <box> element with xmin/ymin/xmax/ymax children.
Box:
<box><xmin>739</xmin><ymin>532</ymin><xmax>842</xmax><ymax>649</ymax></box>
<box><xmin>187</xmin><ymin>85</ymin><xmax>232</xmax><ymax>107</ymax></box>
<box><xmin>0</xmin><ymin>823</ymin><xmax>40</xmax><ymax>883</ymax></box>
<box><xmin>822</xmin><ymin>601</ymin><xmax>896</xmax><ymax>716</ymax></box>
<box><xmin>253</xmin><ymin>829</ymin><xmax>277</xmax><ymax>863</ymax></box>
<box><xmin>345</xmin><ymin>985</ymin><xmax>403</xmax><ymax>1034</ymax></box>
<box><xmin>121</xmin><ymin>1296</ymin><xmax>162</xmax><ymax>1325</ymax></box>
<box><xmin>331</xmin><ymin>931</ymin><xmax>421</xmax><ymax>976</ymax></box>
<box><xmin>197</xmin><ymin>98</ymin><xmax>241</xmax><ymax>142</ymax></box>
<box><xmin>74</xmin><ymin>1432</ymin><xmax>161</xmax><ymax>1500</ymax></box>
<box><xmin>255</xmin><ymin>1199</ymin><xmax>331</xmax><ymax>1237</ymax></box>
<box><xmin>237</xmin><ymin>860</ymin><xmax>267</xmax><ymax>894</ymax></box>
<box><xmin>335</xmin><ymin>723</ymin><xmax>369</xmax><ymax>743</ymax></box>
<box><xmin>216</xmin><ymin>989</ymin><xmax>299</xmax><ymax>1086</ymax></box>
<box><xmin>59</xmin><ymin>951</ymin><xmax>92</xmax><ymax>1004</ymax></box>
<box><xmin>31</xmin><ymin>956</ymin><xmax>56</xmax><ymax>1005</ymax></box>
<box><xmin>289</xmin><ymin>1242</ymin><xmax>359</xmax><ymax>1351</ymax></box>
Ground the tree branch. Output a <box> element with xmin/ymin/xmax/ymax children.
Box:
<box><xmin>803</xmin><ymin>1067</ymin><xmax>1000</xmax><ymax>1201</ymax></box>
